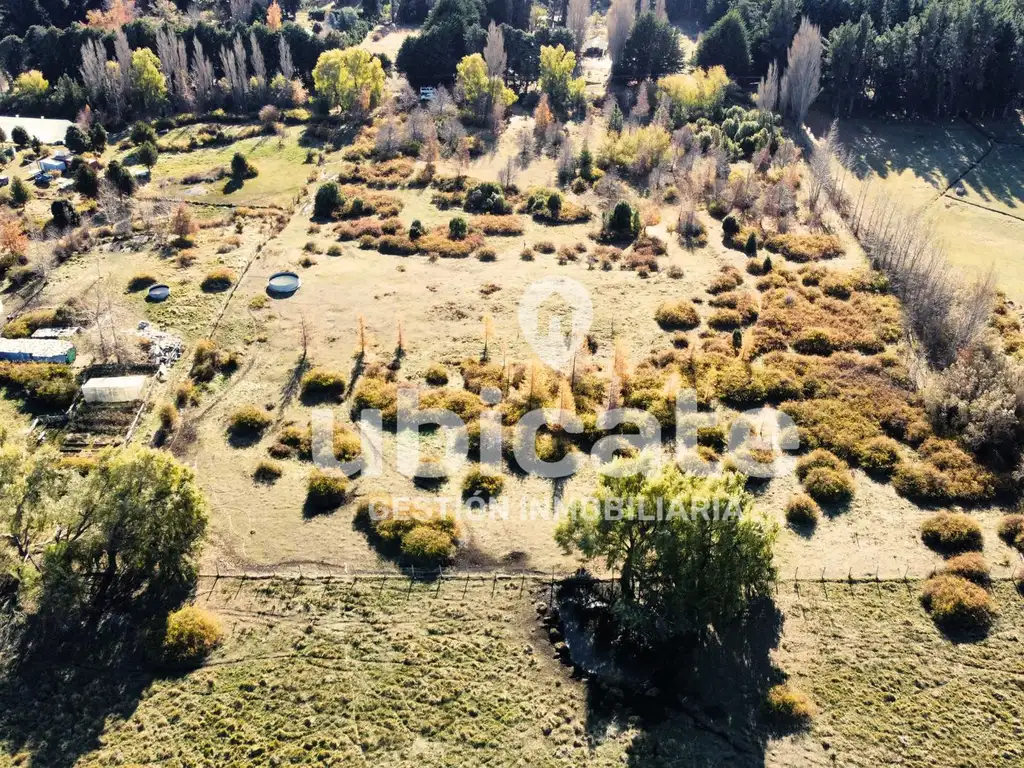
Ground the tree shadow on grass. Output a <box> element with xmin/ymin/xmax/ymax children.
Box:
<box><xmin>0</xmin><ymin>587</ymin><xmax>189</xmax><ymax>767</ymax></box>
<box><xmin>558</xmin><ymin>581</ymin><xmax>786</xmax><ymax>767</ymax></box>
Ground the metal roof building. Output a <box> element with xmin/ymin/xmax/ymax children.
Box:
<box><xmin>0</xmin><ymin>338</ymin><xmax>76</xmax><ymax>364</ymax></box>
<box><xmin>0</xmin><ymin>115</ymin><xmax>73</xmax><ymax>145</ymax></box>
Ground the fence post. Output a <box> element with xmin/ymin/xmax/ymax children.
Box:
<box><xmin>435</xmin><ymin>567</ymin><xmax>442</xmax><ymax>597</ymax></box>
<box><xmin>491</xmin><ymin>573</ymin><xmax>497</xmax><ymax>598</ymax></box>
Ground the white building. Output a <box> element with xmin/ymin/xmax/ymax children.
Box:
<box><xmin>81</xmin><ymin>375</ymin><xmax>148</xmax><ymax>404</ymax></box>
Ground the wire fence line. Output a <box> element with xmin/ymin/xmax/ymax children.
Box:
<box><xmin>194</xmin><ymin>559</ymin><xmax>1024</xmax><ymax>588</ymax></box>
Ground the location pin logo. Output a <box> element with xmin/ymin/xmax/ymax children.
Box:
<box><xmin>517</xmin><ymin>276</ymin><xmax>593</xmax><ymax>373</ymax></box>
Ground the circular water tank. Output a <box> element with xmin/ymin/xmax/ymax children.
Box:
<box><xmin>147</xmin><ymin>284</ymin><xmax>171</xmax><ymax>302</ymax></box>
<box><xmin>268</xmin><ymin>271</ymin><xmax>301</xmax><ymax>297</ymax></box>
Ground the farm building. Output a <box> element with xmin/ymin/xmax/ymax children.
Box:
<box><xmin>0</xmin><ymin>338</ymin><xmax>76</xmax><ymax>363</ymax></box>
<box><xmin>81</xmin><ymin>375</ymin><xmax>147</xmax><ymax>404</ymax></box>
<box><xmin>38</xmin><ymin>157</ymin><xmax>67</xmax><ymax>173</ymax></box>
<box><xmin>0</xmin><ymin>115</ymin><xmax>73</xmax><ymax>144</ymax></box>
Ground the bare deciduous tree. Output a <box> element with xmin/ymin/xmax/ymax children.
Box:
<box><xmin>220</xmin><ymin>36</ymin><xmax>250</xmax><ymax>108</ymax></box>
<box><xmin>483</xmin><ymin>22</ymin><xmax>506</xmax><ymax>78</ymax></box>
<box><xmin>278</xmin><ymin>36</ymin><xmax>295</xmax><ymax>80</ymax></box>
<box><xmin>654</xmin><ymin>0</ymin><xmax>667</xmax><ymax>21</ymax></box>
<box><xmin>756</xmin><ymin>60</ymin><xmax>780</xmax><ymax>114</ymax></box>
<box><xmin>607</xmin><ymin>0</ymin><xmax>635</xmax><ymax>66</ymax></box>
<box><xmin>567</xmin><ymin>0</ymin><xmax>589</xmax><ymax>53</ymax></box>
<box><xmin>780</xmin><ymin>17</ymin><xmax>822</xmax><ymax>126</ymax></box>
<box><xmin>191</xmin><ymin>38</ymin><xmax>217</xmax><ymax>110</ymax></box>
<box><xmin>80</xmin><ymin>40</ymin><xmax>107</xmax><ymax>103</ymax></box>
<box><xmin>249</xmin><ymin>31</ymin><xmax>267</xmax><ymax>99</ymax></box>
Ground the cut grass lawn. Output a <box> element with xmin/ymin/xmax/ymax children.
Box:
<box><xmin>5</xmin><ymin>578</ymin><xmax>1022</xmax><ymax>767</ymax></box>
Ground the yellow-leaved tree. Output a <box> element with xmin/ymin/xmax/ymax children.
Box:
<box><xmin>312</xmin><ymin>48</ymin><xmax>385</xmax><ymax>117</ymax></box>
<box><xmin>455</xmin><ymin>53</ymin><xmax>516</xmax><ymax>124</ymax></box>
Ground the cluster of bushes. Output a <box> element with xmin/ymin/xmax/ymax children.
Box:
<box><xmin>355</xmin><ymin>495</ymin><xmax>457</xmax><ymax>565</ymax></box>
<box><xmin>764</xmin><ymin>684</ymin><xmax>815</xmax><ymax>727</ymax></box>
<box><xmin>892</xmin><ymin>439</ymin><xmax>997</xmax><ymax>504</ymax></box>
<box><xmin>762</xmin><ymin>233</ymin><xmax>844</xmax><ymax>263</ymax></box>
<box><xmin>191</xmin><ymin>340</ymin><xmax>240</xmax><ymax>383</ymax></box>
<box><xmin>336</xmin><ymin>158</ymin><xmax>416</xmax><ymax>189</ymax></box>
<box><xmin>599</xmin><ymin>200</ymin><xmax>641</xmax><ymax>242</ymax></box>
<box><xmin>2</xmin><ymin>302</ymin><xmax>80</xmax><ymax>339</ymax></box>
<box><xmin>474</xmin><ymin>215</ymin><xmax>525</xmax><ymax>236</ymax></box>
<box><xmin>998</xmin><ymin>514</ymin><xmax>1024</xmax><ymax>552</ymax></box>
<box><xmin>0</xmin><ymin>363</ymin><xmax>77</xmax><ymax>409</ymax></box>
<box><xmin>522</xmin><ymin>189</ymin><xmax>590</xmax><ymax>224</ymax></box>
<box><xmin>463</xmin><ymin>182</ymin><xmax>513</xmax><ymax>214</ymax></box>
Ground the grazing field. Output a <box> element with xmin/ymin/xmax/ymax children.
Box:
<box><xmin>3</xmin><ymin>578</ymin><xmax>1020</xmax><ymax>767</ymax></box>
<box><xmin>831</xmin><ymin>115</ymin><xmax>1024</xmax><ymax>302</ymax></box>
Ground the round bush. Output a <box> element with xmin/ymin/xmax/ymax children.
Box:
<box><xmin>201</xmin><ymin>268</ymin><xmax>236</xmax><ymax>292</ymax></box>
<box><xmin>940</xmin><ymin>552</ymin><xmax>990</xmax><ymax>585</ymax></box>
<box><xmin>229</xmin><ymin>405</ymin><xmax>272</xmax><ymax>436</ymax></box>
<box><xmin>856</xmin><ymin>436</ymin><xmax>902</xmax><ymax>474</ymax></box>
<box><xmin>314</xmin><ymin>181</ymin><xmax>343</xmax><ymax>218</ymax></box>
<box><xmin>162</xmin><ymin>606</ymin><xmax>223</xmax><ymax>664</ymax></box>
<box><xmin>400</xmin><ymin>524</ymin><xmax>455</xmax><ymax>564</ymax></box>
<box><xmin>795</xmin><ymin>449</ymin><xmax>845</xmax><ymax>481</ymax></box>
<box><xmin>462</xmin><ymin>467</ymin><xmax>505</xmax><ymax>500</ymax></box>
<box><xmin>300</xmin><ymin>367</ymin><xmax>346</xmax><ymax>401</ymax></box>
<box><xmin>920</xmin><ymin>574</ymin><xmax>996</xmax><ymax>631</ymax></box>
<box><xmin>307</xmin><ymin>468</ymin><xmax>350</xmax><ymax>510</ymax></box>
<box><xmin>424</xmin><ymin>363</ymin><xmax>449</xmax><ymax>385</ymax></box>
<box><xmin>655</xmin><ymin>300</ymin><xmax>699</xmax><ymax>330</ymax></box>
<box><xmin>921</xmin><ymin>512</ymin><xmax>983</xmax><ymax>554</ymax></box>
<box><xmin>765</xmin><ymin>684</ymin><xmax>815</xmax><ymax>726</ymax></box>
<box><xmin>127</xmin><ymin>273</ymin><xmax>157</xmax><ymax>292</ymax></box>
<box><xmin>792</xmin><ymin>327</ymin><xmax>836</xmax><ymax>356</ymax></box>
<box><xmin>254</xmin><ymin>459</ymin><xmax>283</xmax><ymax>483</ymax></box>
<box><xmin>785</xmin><ymin>493</ymin><xmax>820</xmax><ymax>527</ymax></box>
<box><xmin>802</xmin><ymin>466</ymin><xmax>854</xmax><ymax>504</ymax></box>
<box><xmin>477</xmin><ymin>247</ymin><xmax>497</xmax><ymax>262</ymax></box>
<box><xmin>997</xmin><ymin>514</ymin><xmax>1024</xmax><ymax>549</ymax></box>
<box><xmin>722</xmin><ymin>214</ymin><xmax>740</xmax><ymax>237</ymax></box>
<box><xmin>708</xmin><ymin>308</ymin><xmax>742</xmax><ymax>331</ymax></box>
<box><xmin>448</xmin><ymin>216</ymin><xmax>468</xmax><ymax>240</ymax></box>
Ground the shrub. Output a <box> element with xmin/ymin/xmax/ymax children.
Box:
<box><xmin>795</xmin><ymin>449</ymin><xmax>845</xmax><ymax>481</ymax></box>
<box><xmin>314</xmin><ymin>181</ymin><xmax>343</xmax><ymax>218</ymax></box>
<box><xmin>707</xmin><ymin>267</ymin><xmax>743</xmax><ymax>294</ymax></box>
<box><xmin>424</xmin><ymin>363</ymin><xmax>449</xmax><ymax>385</ymax></box>
<box><xmin>997</xmin><ymin>514</ymin><xmax>1024</xmax><ymax>549</ymax></box>
<box><xmin>708</xmin><ymin>308</ymin><xmax>742</xmax><ymax>331</ymax></box>
<box><xmin>601</xmin><ymin>200</ymin><xmax>640</xmax><ymax>240</ymax></box>
<box><xmin>940</xmin><ymin>552</ymin><xmax>990</xmax><ymax>585</ymax></box>
<box><xmin>448</xmin><ymin>216</ymin><xmax>468</xmax><ymax>240</ymax></box>
<box><xmin>920</xmin><ymin>512</ymin><xmax>983</xmax><ymax>554</ymax></box>
<box><xmin>201</xmin><ymin>268</ymin><xmax>235</xmax><ymax>292</ymax></box>
<box><xmin>254</xmin><ymin>459</ymin><xmax>284</xmax><ymax>484</ymax></box>
<box><xmin>130</xmin><ymin>121</ymin><xmax>157</xmax><ymax>145</ymax></box>
<box><xmin>230</xmin><ymin>152</ymin><xmax>258</xmax><ymax>179</ymax></box>
<box><xmin>0</xmin><ymin>362</ymin><xmax>77</xmax><ymax>408</ymax></box>
<box><xmin>161</xmin><ymin>606</ymin><xmax>223</xmax><ymax>664</ymax></box>
<box><xmin>535</xmin><ymin>241</ymin><xmax>556</xmax><ymax>254</ymax></box>
<box><xmin>785</xmin><ymin>494</ymin><xmax>820</xmax><ymax>527</ymax></box>
<box><xmin>802</xmin><ymin>466</ymin><xmax>854</xmax><ymax>504</ymax></box>
<box><xmin>409</xmin><ymin>219</ymin><xmax>425</xmax><ymax>239</ymax></box>
<box><xmin>920</xmin><ymin>574</ymin><xmax>996</xmax><ymax>632</ymax></box>
<box><xmin>228</xmin><ymin>405</ymin><xmax>272</xmax><ymax>437</ymax></box>
<box><xmin>765</xmin><ymin>684</ymin><xmax>815</xmax><ymax>726</ymax></box>
<box><xmin>475</xmin><ymin>214</ymin><xmax>524</xmax><ymax>235</ymax></box>
<box><xmin>301</xmin><ymin>368</ymin><xmax>346</xmax><ymax>401</ymax></box>
<box><xmin>462</xmin><ymin>467</ymin><xmax>505</xmax><ymax>500</ymax></box>
<box><xmin>307</xmin><ymin>468</ymin><xmax>350</xmax><ymax>511</ymax></box>
<box><xmin>400</xmin><ymin>525</ymin><xmax>455</xmax><ymax>563</ymax></box>
<box><xmin>722</xmin><ymin>214</ymin><xmax>740</xmax><ymax>237</ymax></box>
<box><xmin>792</xmin><ymin>328</ymin><xmax>836</xmax><ymax>356</ymax></box>
<box><xmin>377</xmin><ymin>235</ymin><xmax>418</xmax><ymax>255</ymax></box>
<box><xmin>763</xmin><ymin>232</ymin><xmax>843</xmax><ymax>262</ymax></box>
<box><xmin>157</xmin><ymin>401</ymin><xmax>178</xmax><ymax>431</ymax></box>
<box><xmin>856</xmin><ymin>436</ymin><xmax>901</xmax><ymax>474</ymax></box>
<box><xmin>520</xmin><ymin>247</ymin><xmax>534</xmax><ymax>261</ymax></box>
<box><xmin>127</xmin><ymin>272</ymin><xmax>157</xmax><ymax>292</ymax></box>
<box><xmin>463</xmin><ymin>181</ymin><xmax>512</xmax><ymax>214</ymax></box>
<box><xmin>654</xmin><ymin>300</ymin><xmax>699</xmax><ymax>330</ymax></box>
<box><xmin>477</xmin><ymin>247</ymin><xmax>497</xmax><ymax>262</ymax></box>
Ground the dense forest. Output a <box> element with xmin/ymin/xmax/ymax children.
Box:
<box><xmin>0</xmin><ymin>0</ymin><xmax>1021</xmax><ymax>123</ymax></box>
<box><xmin>687</xmin><ymin>0</ymin><xmax>1024</xmax><ymax>117</ymax></box>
